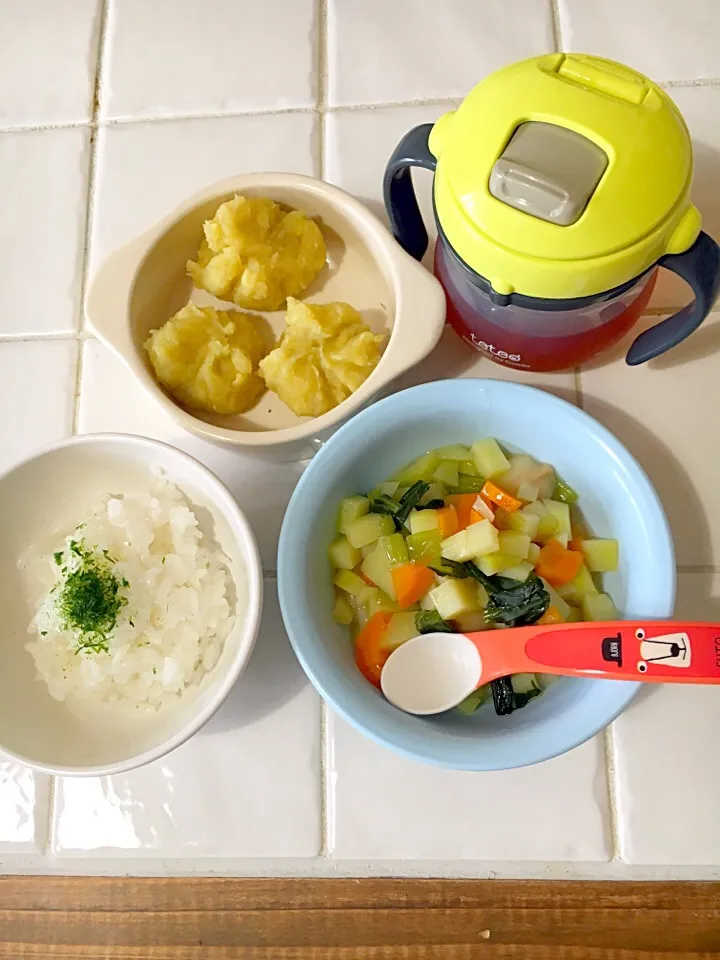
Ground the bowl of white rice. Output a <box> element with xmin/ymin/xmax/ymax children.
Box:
<box><xmin>0</xmin><ymin>434</ymin><xmax>262</xmax><ymax>775</ymax></box>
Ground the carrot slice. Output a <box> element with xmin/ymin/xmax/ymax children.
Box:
<box><xmin>436</xmin><ymin>504</ymin><xmax>459</xmax><ymax>538</ymax></box>
<box><xmin>537</xmin><ymin>604</ymin><xmax>564</xmax><ymax>625</ymax></box>
<box><xmin>479</xmin><ymin>480</ymin><xmax>523</xmax><ymax>513</ymax></box>
<box><xmin>354</xmin><ymin>611</ymin><xmax>393</xmax><ymax>687</ymax></box>
<box><xmin>446</xmin><ymin>493</ymin><xmax>478</xmax><ymax>531</ymax></box>
<box><xmin>468</xmin><ymin>508</ymin><xmax>484</xmax><ymax>525</ymax></box>
<box><xmin>535</xmin><ymin>539</ymin><xmax>584</xmax><ymax>587</ymax></box>
<box><xmin>391</xmin><ymin>563</ymin><xmax>436</xmax><ymax>610</ymax></box>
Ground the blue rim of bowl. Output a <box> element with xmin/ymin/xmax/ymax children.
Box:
<box><xmin>278</xmin><ymin>379</ymin><xmax>676</xmax><ymax>770</ymax></box>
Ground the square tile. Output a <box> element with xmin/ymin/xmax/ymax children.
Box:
<box><xmin>612</xmin><ymin>573</ymin><xmax>720</xmax><ymax>864</ymax></box>
<box><xmin>89</xmin><ymin>112</ymin><xmax>317</xmax><ymax>272</ymax></box>
<box><xmin>0</xmin><ymin>340</ymin><xmax>77</xmax><ymax>472</ymax></box>
<box><xmin>579</xmin><ymin>311</ymin><xmax>720</xmax><ymax>568</ymax></box>
<box><xmin>325</xmin><ymin>103</ymin><xmax>451</xmax><ymax>240</ymax></box>
<box><xmin>0</xmin><ymin>128</ymin><xmax>90</xmax><ymax>336</ymax></box>
<box><xmin>101</xmin><ymin>0</ymin><xmax>316</xmax><ymax>120</ymax></box>
<box><xmin>52</xmin><ymin>580</ymin><xmax>321</xmax><ymax>857</ymax></box>
<box><xmin>0</xmin><ymin>0</ymin><xmax>100</xmax><ymax>126</ymax></box>
<box><xmin>0</xmin><ymin>762</ymin><xmax>50</xmax><ymax>853</ymax></box>
<box><xmin>650</xmin><ymin>86</ymin><xmax>720</xmax><ymax>311</ymax></box>
<box><xmin>328</xmin><ymin>714</ymin><xmax>611</xmax><ymax>860</ymax></box>
<box><xmin>327</xmin><ymin>0</ymin><xmax>554</xmax><ymax>107</ymax></box>
<box><xmin>77</xmin><ymin>340</ymin><xmax>305</xmax><ymax>571</ymax></box>
<box><xmin>558</xmin><ymin>0</ymin><xmax>720</xmax><ymax>82</ymax></box>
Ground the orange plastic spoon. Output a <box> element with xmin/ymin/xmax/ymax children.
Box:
<box><xmin>380</xmin><ymin>621</ymin><xmax>720</xmax><ymax>716</ymax></box>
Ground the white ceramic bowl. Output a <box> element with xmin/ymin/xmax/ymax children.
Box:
<box><xmin>0</xmin><ymin>434</ymin><xmax>262</xmax><ymax>776</ymax></box>
<box><xmin>86</xmin><ymin>173</ymin><xmax>446</xmax><ymax>461</ymax></box>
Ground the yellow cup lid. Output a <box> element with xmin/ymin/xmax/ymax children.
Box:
<box><xmin>430</xmin><ymin>54</ymin><xmax>700</xmax><ymax>300</ymax></box>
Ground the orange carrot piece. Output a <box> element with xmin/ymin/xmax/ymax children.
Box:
<box><xmin>537</xmin><ymin>604</ymin><xmax>564</xmax><ymax>625</ymax></box>
<box><xmin>446</xmin><ymin>493</ymin><xmax>478</xmax><ymax>531</ymax></box>
<box><xmin>479</xmin><ymin>480</ymin><xmax>523</xmax><ymax>513</ymax></box>
<box><xmin>436</xmin><ymin>504</ymin><xmax>459</xmax><ymax>538</ymax></box>
<box><xmin>468</xmin><ymin>508</ymin><xmax>484</xmax><ymax>525</ymax></box>
<box><xmin>535</xmin><ymin>539</ymin><xmax>584</xmax><ymax>587</ymax></box>
<box><xmin>391</xmin><ymin>563</ymin><xmax>436</xmax><ymax>610</ymax></box>
<box><xmin>354</xmin><ymin>611</ymin><xmax>393</xmax><ymax>688</ymax></box>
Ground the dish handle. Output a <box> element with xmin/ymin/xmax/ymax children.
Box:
<box><xmin>85</xmin><ymin>240</ymin><xmax>145</xmax><ymax>356</ymax></box>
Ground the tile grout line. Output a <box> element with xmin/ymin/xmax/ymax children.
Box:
<box><xmin>48</xmin><ymin>0</ymin><xmax>112</xmax><ymax>853</ymax></box>
<box><xmin>316</xmin><ymin>0</ymin><xmax>330</xmax><ymax>861</ymax></box>
<box><xmin>70</xmin><ymin>0</ymin><xmax>110</xmax><ymax>438</ymax></box>
<box><xmin>549</xmin><ymin>0</ymin><xmax>563</xmax><ymax>52</ymax></box>
<box><xmin>2</xmin><ymin>79</ymin><xmax>720</xmax><ymax>137</ymax></box>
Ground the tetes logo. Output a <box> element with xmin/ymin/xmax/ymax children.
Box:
<box><xmin>469</xmin><ymin>335</ymin><xmax>521</xmax><ymax>363</ymax></box>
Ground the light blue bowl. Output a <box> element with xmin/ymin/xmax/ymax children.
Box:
<box><xmin>278</xmin><ymin>379</ymin><xmax>675</xmax><ymax>770</ymax></box>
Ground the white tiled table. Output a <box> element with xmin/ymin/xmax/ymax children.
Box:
<box><xmin>1</xmin><ymin>0</ymin><xmax>719</xmax><ymax>879</ymax></box>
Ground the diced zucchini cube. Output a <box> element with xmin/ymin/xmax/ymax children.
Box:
<box><xmin>332</xmin><ymin>593</ymin><xmax>355</xmax><ymax>626</ymax></box>
<box><xmin>582</xmin><ymin>592</ymin><xmax>618</xmax><ymax>622</ymax></box>
<box><xmin>539</xmin><ymin>577</ymin><xmax>572</xmax><ymax>621</ymax></box>
<box><xmin>581</xmin><ymin>538</ymin><xmax>619</xmax><ymax>573</ymax></box>
<box><xmin>393</xmin><ymin>452</ymin><xmax>441</xmax><ymax>485</ymax></box>
<box><xmin>457</xmin><ymin>459</ymin><xmax>480</xmax><ymax>477</ymax></box>
<box><xmin>471</xmin><ymin>438</ymin><xmax>510</xmax><ymax>478</ymax></box>
<box><xmin>512</xmin><ymin>673</ymin><xmax>541</xmax><ymax>696</ymax></box>
<box><xmin>380</xmin><ymin>612</ymin><xmax>419</xmax><ymax>651</ymax></box>
<box><xmin>523</xmin><ymin>500</ymin><xmax>548</xmax><ymax>518</ymax></box>
<box><xmin>476</xmin><ymin>552</ymin><xmax>518</xmax><ymax>576</ymax></box>
<box><xmin>536</xmin><ymin>513</ymin><xmax>560</xmax><ymax>542</ymax></box>
<box><xmin>434</xmin><ymin>444</ymin><xmax>472</xmax><ymax>460</ymax></box>
<box><xmin>345</xmin><ymin>513</ymin><xmax>395</xmax><ymax>549</ymax></box>
<box><xmin>420</xmin><ymin>590</ymin><xmax>438</xmax><ymax>611</ymax></box>
<box><xmin>409</xmin><ymin>509</ymin><xmax>440</xmax><ymax>535</ymax></box>
<box><xmin>333</xmin><ymin>569</ymin><xmax>371</xmax><ymax>599</ymax></box>
<box><xmin>360</xmin><ymin>544</ymin><xmax>396</xmax><ymax>599</ymax></box>
<box><xmin>379</xmin><ymin>533</ymin><xmax>409</xmax><ymax>565</ymax></box>
<box><xmin>406</xmin><ymin>531</ymin><xmax>442</xmax><ymax>566</ymax></box>
<box><xmin>455</xmin><ymin>610</ymin><xmax>492</xmax><ymax>633</ymax></box>
<box><xmin>338</xmin><ymin>495</ymin><xmax>369</xmax><ymax>534</ymax></box>
<box><xmin>441</xmin><ymin>519</ymin><xmax>499</xmax><ymax>562</ymax></box>
<box><xmin>433</xmin><ymin>459</ymin><xmax>459</xmax><ymax>487</ymax></box>
<box><xmin>564</xmin><ymin>604</ymin><xmax>582</xmax><ymax>622</ymax></box>
<box><xmin>377</xmin><ymin>481</ymin><xmax>399</xmax><ymax>497</ymax></box>
<box><xmin>419</xmin><ymin>482</ymin><xmax>446</xmax><ymax>504</ymax></box>
<box><xmin>430</xmin><ymin>578</ymin><xmax>481</xmax><ymax>619</ymax></box>
<box><xmin>498</xmin><ymin>455</ymin><xmax>556</xmax><ymax>498</ymax></box>
<box><xmin>542</xmin><ymin>499</ymin><xmax>571</xmax><ymax>536</ymax></box>
<box><xmin>498</xmin><ymin>530</ymin><xmax>531</xmax><ymax>559</ymax></box>
<box><xmin>455</xmin><ymin>685</ymin><xmax>490</xmax><ymax>713</ymax></box>
<box><xmin>557</xmin><ymin>562</ymin><xmax>598</xmax><ymax>603</ymax></box>
<box><xmin>507</xmin><ymin>509</ymin><xmax>540</xmax><ymax>539</ymax></box>
<box><xmin>500</xmin><ymin>560</ymin><xmax>534</xmax><ymax>582</ymax></box>
<box><xmin>365</xmin><ymin>588</ymin><xmax>398</xmax><ymax>616</ymax></box>
<box><xmin>328</xmin><ymin>536</ymin><xmax>361</xmax><ymax>570</ymax></box>
<box><xmin>516</xmin><ymin>481</ymin><xmax>539</xmax><ymax>503</ymax></box>
<box><xmin>527</xmin><ymin>542</ymin><xmax>541</xmax><ymax>564</ymax></box>
<box><xmin>360</xmin><ymin>542</ymin><xmax>376</xmax><ymax>559</ymax></box>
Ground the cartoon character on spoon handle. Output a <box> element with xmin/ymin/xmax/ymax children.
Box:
<box><xmin>380</xmin><ymin>621</ymin><xmax>720</xmax><ymax>717</ymax></box>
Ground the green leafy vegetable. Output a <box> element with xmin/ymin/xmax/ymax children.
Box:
<box><xmin>491</xmin><ymin>676</ymin><xmax>515</xmax><ymax>716</ymax></box>
<box><xmin>465</xmin><ymin>565</ymin><xmax>550</xmax><ymax>628</ymax></box>
<box><xmin>429</xmin><ymin>558</ymin><xmax>474</xmax><ymax>579</ymax></box>
<box><xmin>415</xmin><ymin>610</ymin><xmax>455</xmax><ymax>634</ymax></box>
<box><xmin>369</xmin><ymin>482</ymin><xmax>430</xmax><ymax>530</ymax></box>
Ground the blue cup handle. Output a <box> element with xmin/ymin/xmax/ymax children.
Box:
<box><xmin>626</xmin><ymin>231</ymin><xmax>720</xmax><ymax>365</ymax></box>
<box><xmin>383</xmin><ymin>124</ymin><xmax>437</xmax><ymax>262</ymax></box>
